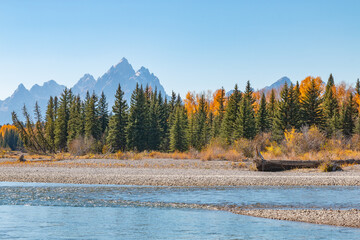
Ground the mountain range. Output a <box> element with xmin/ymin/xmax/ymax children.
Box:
<box><xmin>0</xmin><ymin>58</ymin><xmax>167</xmax><ymax>124</ymax></box>
<box><xmin>0</xmin><ymin>58</ymin><xmax>293</xmax><ymax>124</ymax></box>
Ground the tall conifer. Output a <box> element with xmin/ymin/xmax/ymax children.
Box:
<box><xmin>54</xmin><ymin>89</ymin><xmax>71</xmax><ymax>151</ymax></box>
<box><xmin>107</xmin><ymin>84</ymin><xmax>128</xmax><ymax>151</ymax></box>
<box><xmin>220</xmin><ymin>84</ymin><xmax>242</xmax><ymax>144</ymax></box>
<box><xmin>256</xmin><ymin>93</ymin><xmax>269</xmax><ymax>133</ymax></box>
<box><xmin>300</xmin><ymin>78</ymin><xmax>324</xmax><ymax>127</ymax></box>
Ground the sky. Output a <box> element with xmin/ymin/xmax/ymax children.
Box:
<box><xmin>0</xmin><ymin>0</ymin><xmax>359</xmax><ymax>100</ymax></box>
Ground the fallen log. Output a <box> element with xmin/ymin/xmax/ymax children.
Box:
<box><xmin>254</xmin><ymin>150</ymin><xmax>360</xmax><ymax>171</ymax></box>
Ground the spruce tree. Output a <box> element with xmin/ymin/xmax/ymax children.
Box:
<box><xmin>45</xmin><ymin>96</ymin><xmax>56</xmax><ymax>151</ymax></box>
<box><xmin>211</xmin><ymin>88</ymin><xmax>226</xmax><ymax>138</ymax></box>
<box><xmin>170</xmin><ymin>105</ymin><xmax>188</xmax><ymax>152</ymax></box>
<box><xmin>273</xmin><ymin>82</ymin><xmax>290</xmax><ymax>136</ymax></box>
<box><xmin>107</xmin><ymin>84</ymin><xmax>128</xmax><ymax>152</ymax></box>
<box><xmin>300</xmin><ymin>78</ymin><xmax>324</xmax><ymax>127</ymax></box>
<box><xmin>256</xmin><ymin>92</ymin><xmax>269</xmax><ymax>133</ymax></box>
<box><xmin>158</xmin><ymin>92</ymin><xmax>170</xmax><ymax>151</ymax></box>
<box><xmin>323</xmin><ymin>74</ymin><xmax>339</xmax><ymax>136</ymax></box>
<box><xmin>53</xmin><ymin>96</ymin><xmax>58</xmax><ymax>121</ymax></box>
<box><xmin>127</xmin><ymin>84</ymin><xmax>149</xmax><ymax>151</ymax></box>
<box><xmin>148</xmin><ymin>89</ymin><xmax>161</xmax><ymax>150</ymax></box>
<box><xmin>193</xmin><ymin>94</ymin><xmax>210</xmax><ymax>150</ymax></box>
<box><xmin>220</xmin><ymin>84</ymin><xmax>242</xmax><ymax>144</ymax></box>
<box><xmin>84</xmin><ymin>92</ymin><xmax>101</xmax><ymax>140</ymax></box>
<box><xmin>67</xmin><ymin>96</ymin><xmax>82</xmax><ymax>144</ymax></box>
<box><xmin>267</xmin><ymin>89</ymin><xmax>277</xmax><ymax>129</ymax></box>
<box><xmin>341</xmin><ymin>93</ymin><xmax>356</xmax><ymax>137</ymax></box>
<box><xmin>235</xmin><ymin>81</ymin><xmax>256</xmax><ymax>139</ymax></box>
<box><xmin>54</xmin><ymin>88</ymin><xmax>71</xmax><ymax>151</ymax></box>
<box><xmin>98</xmin><ymin>92</ymin><xmax>109</xmax><ymax>134</ymax></box>
<box><xmin>288</xmin><ymin>83</ymin><xmax>301</xmax><ymax>129</ymax></box>
<box><xmin>356</xmin><ymin>78</ymin><xmax>360</xmax><ymax>96</ymax></box>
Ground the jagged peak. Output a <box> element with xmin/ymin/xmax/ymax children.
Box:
<box><xmin>78</xmin><ymin>74</ymin><xmax>95</xmax><ymax>82</ymax></box>
<box><xmin>114</xmin><ymin>57</ymin><xmax>130</xmax><ymax>68</ymax></box>
<box><xmin>16</xmin><ymin>83</ymin><xmax>27</xmax><ymax>91</ymax></box>
<box><xmin>135</xmin><ymin>66</ymin><xmax>151</xmax><ymax>76</ymax></box>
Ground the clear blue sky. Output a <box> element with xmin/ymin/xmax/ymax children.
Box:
<box><xmin>0</xmin><ymin>0</ymin><xmax>359</xmax><ymax>100</ymax></box>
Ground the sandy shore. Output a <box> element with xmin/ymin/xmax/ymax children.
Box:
<box><xmin>1</xmin><ymin>158</ymin><xmax>360</xmax><ymax>228</ymax></box>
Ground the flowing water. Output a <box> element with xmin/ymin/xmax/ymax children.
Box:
<box><xmin>0</xmin><ymin>182</ymin><xmax>360</xmax><ymax>239</ymax></box>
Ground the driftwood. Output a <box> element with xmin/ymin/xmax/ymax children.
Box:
<box><xmin>254</xmin><ymin>149</ymin><xmax>360</xmax><ymax>171</ymax></box>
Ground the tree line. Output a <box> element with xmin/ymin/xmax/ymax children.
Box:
<box><xmin>0</xmin><ymin>125</ymin><xmax>22</xmax><ymax>150</ymax></box>
<box><xmin>11</xmin><ymin>75</ymin><xmax>360</xmax><ymax>154</ymax></box>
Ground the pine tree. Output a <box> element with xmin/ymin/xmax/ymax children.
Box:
<box><xmin>273</xmin><ymin>83</ymin><xmax>290</xmax><ymax>137</ymax></box>
<box><xmin>300</xmin><ymin>78</ymin><xmax>324</xmax><ymax>127</ymax></box>
<box><xmin>256</xmin><ymin>93</ymin><xmax>269</xmax><ymax>133</ymax></box>
<box><xmin>67</xmin><ymin>96</ymin><xmax>82</xmax><ymax>144</ymax></box>
<box><xmin>127</xmin><ymin>84</ymin><xmax>149</xmax><ymax>151</ymax></box>
<box><xmin>45</xmin><ymin>96</ymin><xmax>56</xmax><ymax>151</ymax></box>
<box><xmin>211</xmin><ymin>88</ymin><xmax>226</xmax><ymax>138</ymax></box>
<box><xmin>267</xmin><ymin>89</ymin><xmax>277</xmax><ymax>129</ymax></box>
<box><xmin>170</xmin><ymin>105</ymin><xmax>188</xmax><ymax>152</ymax></box>
<box><xmin>148</xmin><ymin>89</ymin><xmax>161</xmax><ymax>150</ymax></box>
<box><xmin>107</xmin><ymin>84</ymin><xmax>128</xmax><ymax>152</ymax></box>
<box><xmin>84</xmin><ymin>92</ymin><xmax>101</xmax><ymax>140</ymax></box>
<box><xmin>193</xmin><ymin>94</ymin><xmax>210</xmax><ymax>150</ymax></box>
<box><xmin>235</xmin><ymin>81</ymin><xmax>256</xmax><ymax>139</ymax></box>
<box><xmin>54</xmin><ymin>88</ymin><xmax>71</xmax><ymax>151</ymax></box>
<box><xmin>356</xmin><ymin>78</ymin><xmax>360</xmax><ymax>96</ymax></box>
<box><xmin>323</xmin><ymin>74</ymin><xmax>339</xmax><ymax>136</ymax></box>
<box><xmin>341</xmin><ymin>93</ymin><xmax>356</xmax><ymax>137</ymax></box>
<box><xmin>98</xmin><ymin>92</ymin><xmax>109</xmax><ymax>134</ymax></box>
<box><xmin>53</xmin><ymin>96</ymin><xmax>58</xmax><ymax>121</ymax></box>
<box><xmin>158</xmin><ymin>92</ymin><xmax>170</xmax><ymax>151</ymax></box>
<box><xmin>288</xmin><ymin>83</ymin><xmax>301</xmax><ymax>129</ymax></box>
<box><xmin>220</xmin><ymin>84</ymin><xmax>242</xmax><ymax>144</ymax></box>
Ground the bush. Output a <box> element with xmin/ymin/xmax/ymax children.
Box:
<box><xmin>253</xmin><ymin>133</ymin><xmax>272</xmax><ymax>152</ymax></box>
<box><xmin>68</xmin><ymin>136</ymin><xmax>94</xmax><ymax>156</ymax></box>
<box><xmin>350</xmin><ymin>134</ymin><xmax>360</xmax><ymax>151</ymax></box>
<box><xmin>233</xmin><ymin>138</ymin><xmax>255</xmax><ymax>159</ymax></box>
<box><xmin>284</xmin><ymin>126</ymin><xmax>326</xmax><ymax>154</ymax></box>
<box><xmin>199</xmin><ymin>138</ymin><xmax>244</xmax><ymax>161</ymax></box>
<box><xmin>265</xmin><ymin>141</ymin><xmax>283</xmax><ymax>157</ymax></box>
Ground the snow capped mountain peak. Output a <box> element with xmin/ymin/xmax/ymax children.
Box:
<box><xmin>135</xmin><ymin>66</ymin><xmax>151</xmax><ymax>77</ymax></box>
<box><xmin>0</xmin><ymin>58</ymin><xmax>168</xmax><ymax>124</ymax></box>
<box><xmin>113</xmin><ymin>58</ymin><xmax>131</xmax><ymax>69</ymax></box>
<box><xmin>78</xmin><ymin>74</ymin><xmax>95</xmax><ymax>83</ymax></box>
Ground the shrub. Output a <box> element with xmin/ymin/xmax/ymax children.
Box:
<box><xmin>284</xmin><ymin>126</ymin><xmax>326</xmax><ymax>154</ymax></box>
<box><xmin>253</xmin><ymin>133</ymin><xmax>272</xmax><ymax>152</ymax></box>
<box><xmin>68</xmin><ymin>136</ymin><xmax>94</xmax><ymax>156</ymax></box>
<box><xmin>233</xmin><ymin>138</ymin><xmax>255</xmax><ymax>159</ymax></box>
<box><xmin>265</xmin><ymin>141</ymin><xmax>282</xmax><ymax>157</ymax></box>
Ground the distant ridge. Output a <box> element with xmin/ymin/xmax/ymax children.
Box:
<box><xmin>225</xmin><ymin>76</ymin><xmax>292</xmax><ymax>97</ymax></box>
<box><xmin>0</xmin><ymin>58</ymin><xmax>167</xmax><ymax>124</ymax></box>
<box><xmin>261</xmin><ymin>76</ymin><xmax>292</xmax><ymax>94</ymax></box>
